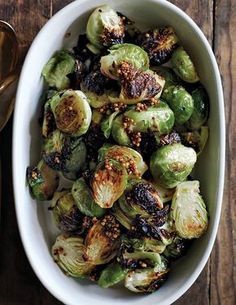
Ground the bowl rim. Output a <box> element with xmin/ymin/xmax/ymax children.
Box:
<box><xmin>12</xmin><ymin>0</ymin><xmax>225</xmax><ymax>304</ymax></box>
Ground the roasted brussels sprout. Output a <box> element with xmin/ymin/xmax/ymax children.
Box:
<box><xmin>49</xmin><ymin>90</ymin><xmax>92</xmax><ymax>136</ymax></box>
<box><xmin>171</xmin><ymin>47</ymin><xmax>199</xmax><ymax>83</ymax></box>
<box><xmin>91</xmin><ymin>159</ymin><xmax>128</xmax><ymax>208</ymax></box>
<box><xmin>109</xmin><ymin>62</ymin><xmax>165</xmax><ymax>104</ymax></box>
<box><xmin>111</xmin><ymin>102</ymin><xmax>175</xmax><ymax>146</ymax></box>
<box><xmin>138</xmin><ymin>26</ymin><xmax>179</xmax><ymax>65</ymax></box>
<box><xmin>42</xmin><ymin>50</ymin><xmax>75</xmax><ymax>90</ymax></box>
<box><xmin>86</xmin><ymin>5</ymin><xmax>125</xmax><ymax>49</ymax></box>
<box><xmin>152</xmin><ymin>66</ymin><xmax>180</xmax><ymax>90</ymax></box>
<box><xmin>151</xmin><ymin>182</ymin><xmax>175</xmax><ymax>203</ymax></box>
<box><xmin>42</xmin><ymin>100</ymin><xmax>56</xmax><ymax>138</ymax></box>
<box><xmin>27</xmin><ymin>160</ymin><xmax>59</xmax><ymax>201</ymax></box>
<box><xmin>50</xmin><ymin>191</ymin><xmax>84</xmax><ymax>232</ymax></box>
<box><xmin>84</xmin><ymin>215</ymin><xmax>121</xmax><ymax>264</ymax></box>
<box><xmin>101</xmin><ymin>111</ymin><xmax>120</xmax><ymax>138</ymax></box>
<box><xmin>188</xmin><ymin>87</ymin><xmax>209</xmax><ymax>130</ymax></box>
<box><xmin>170</xmin><ymin>180</ymin><xmax>208</xmax><ymax>239</ymax></box>
<box><xmin>124</xmin><ymin>256</ymin><xmax>169</xmax><ymax>292</ymax></box>
<box><xmin>98</xmin><ymin>262</ymin><xmax>126</xmax><ymax>288</ymax></box>
<box><xmin>98</xmin><ymin>144</ymin><xmax>148</xmax><ymax>178</ymax></box>
<box><xmin>163</xmin><ymin>236</ymin><xmax>190</xmax><ymax>260</ymax></box>
<box><xmin>162</xmin><ymin>85</ymin><xmax>194</xmax><ymax>125</ymax></box>
<box><xmin>72</xmin><ymin>178</ymin><xmax>106</xmax><ymax>217</ymax></box>
<box><xmin>150</xmin><ymin>143</ymin><xmax>197</xmax><ymax>188</ymax></box>
<box><xmin>100</xmin><ymin>43</ymin><xmax>149</xmax><ymax>79</ymax></box>
<box><xmin>42</xmin><ymin>130</ymin><xmax>87</xmax><ymax>173</ymax></box>
<box><xmin>112</xmin><ymin>203</ymin><xmax>132</xmax><ymax>229</ymax></box>
<box><xmin>52</xmin><ymin>235</ymin><xmax>95</xmax><ymax>277</ymax></box>
<box><xmin>181</xmin><ymin>126</ymin><xmax>209</xmax><ymax>155</ymax></box>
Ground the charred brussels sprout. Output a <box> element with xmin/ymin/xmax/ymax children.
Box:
<box><xmin>50</xmin><ymin>90</ymin><xmax>92</xmax><ymax>136</ymax></box>
<box><xmin>86</xmin><ymin>5</ymin><xmax>125</xmax><ymax>49</ymax></box>
<box><xmin>27</xmin><ymin>160</ymin><xmax>59</xmax><ymax>201</ymax></box>
<box><xmin>150</xmin><ymin>143</ymin><xmax>197</xmax><ymax>188</ymax></box>
<box><xmin>138</xmin><ymin>26</ymin><xmax>179</xmax><ymax>65</ymax></box>
<box><xmin>91</xmin><ymin>159</ymin><xmax>128</xmax><ymax>208</ymax></box>
<box><xmin>171</xmin><ymin>47</ymin><xmax>199</xmax><ymax>83</ymax></box>
<box><xmin>42</xmin><ymin>129</ymin><xmax>87</xmax><ymax>173</ymax></box>
<box><xmin>162</xmin><ymin>85</ymin><xmax>194</xmax><ymax>125</ymax></box>
<box><xmin>124</xmin><ymin>256</ymin><xmax>169</xmax><ymax>293</ymax></box>
<box><xmin>100</xmin><ymin>43</ymin><xmax>149</xmax><ymax>79</ymax></box>
<box><xmin>42</xmin><ymin>50</ymin><xmax>75</xmax><ymax>90</ymax></box>
<box><xmin>164</xmin><ymin>236</ymin><xmax>190</xmax><ymax>260</ymax></box>
<box><xmin>84</xmin><ymin>215</ymin><xmax>121</xmax><ymax>264</ymax></box>
<box><xmin>181</xmin><ymin>126</ymin><xmax>209</xmax><ymax>155</ymax></box>
<box><xmin>170</xmin><ymin>181</ymin><xmax>208</xmax><ymax>239</ymax></box>
<box><xmin>72</xmin><ymin>178</ymin><xmax>106</xmax><ymax>217</ymax></box>
<box><xmin>50</xmin><ymin>191</ymin><xmax>83</xmax><ymax>232</ymax></box>
<box><xmin>98</xmin><ymin>144</ymin><xmax>148</xmax><ymax>178</ymax></box>
<box><xmin>52</xmin><ymin>235</ymin><xmax>95</xmax><ymax>277</ymax></box>
<box><xmin>98</xmin><ymin>262</ymin><xmax>126</xmax><ymax>288</ymax></box>
<box><xmin>188</xmin><ymin>87</ymin><xmax>209</xmax><ymax>130</ymax></box>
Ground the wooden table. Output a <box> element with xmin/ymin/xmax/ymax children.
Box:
<box><xmin>0</xmin><ymin>1</ymin><xmax>235</xmax><ymax>304</ymax></box>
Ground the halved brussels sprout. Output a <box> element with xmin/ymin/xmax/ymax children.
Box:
<box><xmin>98</xmin><ymin>144</ymin><xmax>148</xmax><ymax>178</ymax></box>
<box><xmin>91</xmin><ymin>159</ymin><xmax>128</xmax><ymax>208</ymax></box>
<box><xmin>52</xmin><ymin>235</ymin><xmax>95</xmax><ymax>277</ymax></box>
<box><xmin>181</xmin><ymin>126</ymin><xmax>209</xmax><ymax>155</ymax></box>
<box><xmin>124</xmin><ymin>256</ymin><xmax>169</xmax><ymax>292</ymax></box>
<box><xmin>50</xmin><ymin>90</ymin><xmax>92</xmax><ymax>136</ymax></box>
<box><xmin>86</xmin><ymin>5</ymin><xmax>125</xmax><ymax>49</ymax></box>
<box><xmin>98</xmin><ymin>262</ymin><xmax>126</xmax><ymax>288</ymax></box>
<box><xmin>171</xmin><ymin>47</ymin><xmax>199</xmax><ymax>83</ymax></box>
<box><xmin>170</xmin><ymin>180</ymin><xmax>208</xmax><ymax>239</ymax></box>
<box><xmin>101</xmin><ymin>111</ymin><xmax>120</xmax><ymax>138</ymax></box>
<box><xmin>162</xmin><ymin>85</ymin><xmax>194</xmax><ymax>125</ymax></box>
<box><xmin>50</xmin><ymin>191</ymin><xmax>83</xmax><ymax>232</ymax></box>
<box><xmin>163</xmin><ymin>236</ymin><xmax>190</xmax><ymax>260</ymax></box>
<box><xmin>109</xmin><ymin>62</ymin><xmax>165</xmax><ymax>104</ymax></box>
<box><xmin>150</xmin><ymin>143</ymin><xmax>197</xmax><ymax>188</ymax></box>
<box><xmin>188</xmin><ymin>87</ymin><xmax>209</xmax><ymax>130</ymax></box>
<box><xmin>100</xmin><ymin>43</ymin><xmax>149</xmax><ymax>79</ymax></box>
<box><xmin>138</xmin><ymin>27</ymin><xmax>179</xmax><ymax>65</ymax></box>
<box><xmin>72</xmin><ymin>178</ymin><xmax>106</xmax><ymax>217</ymax></box>
<box><xmin>42</xmin><ymin>50</ymin><xmax>75</xmax><ymax>90</ymax></box>
<box><xmin>42</xmin><ymin>129</ymin><xmax>87</xmax><ymax>173</ymax></box>
<box><xmin>111</xmin><ymin>102</ymin><xmax>175</xmax><ymax>146</ymax></box>
<box><xmin>84</xmin><ymin>215</ymin><xmax>121</xmax><ymax>264</ymax></box>
<box><xmin>26</xmin><ymin>160</ymin><xmax>59</xmax><ymax>201</ymax></box>
<box><xmin>152</xmin><ymin>66</ymin><xmax>180</xmax><ymax>90</ymax></box>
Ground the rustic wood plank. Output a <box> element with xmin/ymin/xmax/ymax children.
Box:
<box><xmin>210</xmin><ymin>0</ymin><xmax>236</xmax><ymax>304</ymax></box>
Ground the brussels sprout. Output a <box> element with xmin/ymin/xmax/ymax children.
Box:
<box><xmin>162</xmin><ymin>85</ymin><xmax>194</xmax><ymax>125</ymax></box>
<box><xmin>188</xmin><ymin>87</ymin><xmax>209</xmax><ymax>130</ymax></box>
<box><xmin>163</xmin><ymin>236</ymin><xmax>190</xmax><ymax>260</ymax></box>
<box><xmin>181</xmin><ymin>126</ymin><xmax>209</xmax><ymax>155</ymax></box>
<box><xmin>124</xmin><ymin>256</ymin><xmax>169</xmax><ymax>293</ymax></box>
<box><xmin>112</xmin><ymin>203</ymin><xmax>132</xmax><ymax>229</ymax></box>
<box><xmin>98</xmin><ymin>144</ymin><xmax>148</xmax><ymax>178</ymax></box>
<box><xmin>109</xmin><ymin>62</ymin><xmax>165</xmax><ymax>104</ymax></box>
<box><xmin>42</xmin><ymin>100</ymin><xmax>56</xmax><ymax>138</ymax></box>
<box><xmin>42</xmin><ymin>130</ymin><xmax>87</xmax><ymax>173</ymax></box>
<box><xmin>72</xmin><ymin>178</ymin><xmax>106</xmax><ymax>217</ymax></box>
<box><xmin>152</xmin><ymin>66</ymin><xmax>180</xmax><ymax>90</ymax></box>
<box><xmin>42</xmin><ymin>50</ymin><xmax>75</xmax><ymax>90</ymax></box>
<box><xmin>50</xmin><ymin>191</ymin><xmax>83</xmax><ymax>232</ymax></box>
<box><xmin>84</xmin><ymin>215</ymin><xmax>121</xmax><ymax>264</ymax></box>
<box><xmin>100</xmin><ymin>43</ymin><xmax>149</xmax><ymax>79</ymax></box>
<box><xmin>170</xmin><ymin>180</ymin><xmax>208</xmax><ymax>239</ymax></box>
<box><xmin>171</xmin><ymin>47</ymin><xmax>199</xmax><ymax>83</ymax></box>
<box><xmin>52</xmin><ymin>235</ymin><xmax>95</xmax><ymax>277</ymax></box>
<box><xmin>86</xmin><ymin>5</ymin><xmax>125</xmax><ymax>49</ymax></box>
<box><xmin>26</xmin><ymin>160</ymin><xmax>59</xmax><ymax>201</ymax></box>
<box><xmin>138</xmin><ymin>27</ymin><xmax>179</xmax><ymax>65</ymax></box>
<box><xmin>84</xmin><ymin>125</ymin><xmax>106</xmax><ymax>161</ymax></box>
<box><xmin>150</xmin><ymin>143</ymin><xmax>197</xmax><ymax>188</ymax></box>
<box><xmin>91</xmin><ymin>160</ymin><xmax>128</xmax><ymax>208</ymax></box>
<box><xmin>101</xmin><ymin>111</ymin><xmax>120</xmax><ymax>138</ymax></box>
<box><xmin>98</xmin><ymin>262</ymin><xmax>126</xmax><ymax>288</ymax></box>
<box><xmin>111</xmin><ymin>102</ymin><xmax>175</xmax><ymax>146</ymax></box>
<box><xmin>49</xmin><ymin>90</ymin><xmax>92</xmax><ymax>137</ymax></box>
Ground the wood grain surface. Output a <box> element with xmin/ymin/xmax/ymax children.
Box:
<box><xmin>0</xmin><ymin>1</ymin><xmax>234</xmax><ymax>304</ymax></box>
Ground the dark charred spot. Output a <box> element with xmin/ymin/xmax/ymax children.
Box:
<box><xmin>82</xmin><ymin>70</ymin><xmax>111</xmax><ymax>95</ymax></box>
<box><xmin>139</xmin><ymin>132</ymin><xmax>159</xmax><ymax>161</ymax></box>
<box><xmin>58</xmin><ymin>208</ymin><xmax>84</xmax><ymax>232</ymax></box>
<box><xmin>68</xmin><ymin>59</ymin><xmax>85</xmax><ymax>89</ymax></box>
<box><xmin>117</xmin><ymin>12</ymin><xmax>141</xmax><ymax>43</ymax></box>
<box><xmin>43</xmin><ymin>106</ymin><xmax>56</xmax><ymax>137</ymax></box>
<box><xmin>147</xmin><ymin>271</ymin><xmax>169</xmax><ymax>292</ymax></box>
<box><xmin>84</xmin><ymin>125</ymin><xmax>106</xmax><ymax>161</ymax></box>
<box><xmin>118</xmin><ymin>62</ymin><xmax>161</xmax><ymax>99</ymax></box>
<box><xmin>73</xmin><ymin>34</ymin><xmax>93</xmax><ymax>62</ymax></box>
<box><xmin>137</xmin><ymin>27</ymin><xmax>179</xmax><ymax>65</ymax></box>
<box><xmin>180</xmin><ymin>132</ymin><xmax>201</xmax><ymax>153</ymax></box>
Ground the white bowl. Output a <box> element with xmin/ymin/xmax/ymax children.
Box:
<box><xmin>13</xmin><ymin>0</ymin><xmax>225</xmax><ymax>304</ymax></box>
